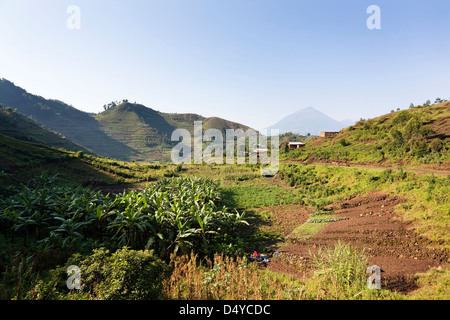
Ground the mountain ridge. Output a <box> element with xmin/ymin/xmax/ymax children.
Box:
<box><xmin>0</xmin><ymin>78</ymin><xmax>254</xmax><ymax>162</ymax></box>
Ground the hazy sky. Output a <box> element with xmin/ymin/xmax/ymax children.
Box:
<box><xmin>0</xmin><ymin>0</ymin><xmax>449</xmax><ymax>130</ymax></box>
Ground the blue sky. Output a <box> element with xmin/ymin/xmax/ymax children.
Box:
<box><xmin>0</xmin><ymin>0</ymin><xmax>449</xmax><ymax>130</ymax></box>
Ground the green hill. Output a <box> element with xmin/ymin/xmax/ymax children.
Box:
<box><xmin>0</xmin><ymin>79</ymin><xmax>254</xmax><ymax>162</ymax></box>
<box><xmin>94</xmin><ymin>102</ymin><xmax>176</xmax><ymax>162</ymax></box>
<box><xmin>0</xmin><ymin>78</ymin><xmax>136</xmax><ymax>160</ymax></box>
<box><xmin>0</xmin><ymin>105</ymin><xmax>92</xmax><ymax>154</ymax></box>
<box><xmin>0</xmin><ymin>133</ymin><xmax>118</xmax><ymax>188</ymax></box>
<box><xmin>94</xmin><ymin>102</ymin><xmax>255</xmax><ymax>162</ymax></box>
<box><xmin>202</xmin><ymin>116</ymin><xmax>252</xmax><ymax>132</ymax></box>
<box><xmin>284</xmin><ymin>101</ymin><xmax>450</xmax><ymax>168</ymax></box>
<box><xmin>0</xmin><ymin>133</ymin><xmax>168</xmax><ymax>187</ymax></box>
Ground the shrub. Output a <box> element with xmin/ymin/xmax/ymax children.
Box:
<box><xmin>92</xmin><ymin>247</ymin><xmax>170</xmax><ymax>300</ymax></box>
<box><xmin>339</xmin><ymin>138</ymin><xmax>350</xmax><ymax>147</ymax></box>
<box><xmin>389</xmin><ymin>128</ymin><xmax>404</xmax><ymax>147</ymax></box>
<box><xmin>392</xmin><ymin>110</ymin><xmax>412</xmax><ymax>125</ymax></box>
<box><xmin>430</xmin><ymin>139</ymin><xmax>444</xmax><ymax>153</ymax></box>
<box><xmin>29</xmin><ymin>247</ymin><xmax>170</xmax><ymax>300</ymax></box>
<box><xmin>419</xmin><ymin>126</ymin><xmax>435</xmax><ymax>139</ymax></box>
<box><xmin>403</xmin><ymin>117</ymin><xmax>421</xmax><ymax>141</ymax></box>
<box><xmin>411</xmin><ymin>141</ymin><xmax>428</xmax><ymax>158</ymax></box>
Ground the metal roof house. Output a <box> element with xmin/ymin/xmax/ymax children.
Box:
<box><xmin>288</xmin><ymin>142</ymin><xmax>305</xmax><ymax>149</ymax></box>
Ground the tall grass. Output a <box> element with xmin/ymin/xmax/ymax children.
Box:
<box><xmin>163</xmin><ymin>253</ymin><xmax>307</xmax><ymax>300</ymax></box>
<box><xmin>308</xmin><ymin>242</ymin><xmax>369</xmax><ymax>299</ymax></box>
<box><xmin>163</xmin><ymin>242</ymin><xmax>403</xmax><ymax>300</ymax></box>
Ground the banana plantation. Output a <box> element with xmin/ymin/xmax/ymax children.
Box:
<box><xmin>0</xmin><ymin>175</ymin><xmax>249</xmax><ymax>261</ymax></box>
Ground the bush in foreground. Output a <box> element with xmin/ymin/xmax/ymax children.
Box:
<box><xmin>29</xmin><ymin>247</ymin><xmax>170</xmax><ymax>300</ymax></box>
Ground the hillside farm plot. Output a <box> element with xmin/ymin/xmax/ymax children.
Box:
<box><xmin>267</xmin><ymin>191</ymin><xmax>449</xmax><ymax>294</ymax></box>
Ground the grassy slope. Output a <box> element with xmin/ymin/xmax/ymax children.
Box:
<box><xmin>0</xmin><ymin>79</ymin><xmax>142</xmax><ymax>160</ymax></box>
<box><xmin>0</xmin><ymin>134</ymin><xmax>115</xmax><ymax>185</ymax></box>
<box><xmin>0</xmin><ymin>134</ymin><xmax>167</xmax><ymax>186</ymax></box>
<box><xmin>0</xmin><ymin>107</ymin><xmax>92</xmax><ymax>154</ymax></box>
<box><xmin>284</xmin><ymin>101</ymin><xmax>450</xmax><ymax>168</ymax></box>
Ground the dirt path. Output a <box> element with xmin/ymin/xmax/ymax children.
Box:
<box><xmin>281</xmin><ymin>159</ymin><xmax>450</xmax><ymax>176</ymax></box>
<box><xmin>263</xmin><ymin>191</ymin><xmax>450</xmax><ymax>294</ymax></box>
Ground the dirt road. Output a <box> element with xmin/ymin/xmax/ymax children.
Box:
<box><xmin>281</xmin><ymin>159</ymin><xmax>450</xmax><ymax>176</ymax></box>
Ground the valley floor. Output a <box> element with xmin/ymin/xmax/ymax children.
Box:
<box><xmin>91</xmin><ymin>162</ymin><xmax>450</xmax><ymax>298</ymax></box>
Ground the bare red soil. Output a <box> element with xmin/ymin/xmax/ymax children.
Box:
<box><xmin>263</xmin><ymin>192</ymin><xmax>450</xmax><ymax>294</ymax></box>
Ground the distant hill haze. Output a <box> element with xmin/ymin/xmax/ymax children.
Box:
<box><xmin>0</xmin><ymin>78</ymin><xmax>253</xmax><ymax>162</ymax></box>
<box><xmin>265</xmin><ymin>106</ymin><xmax>354</xmax><ymax>136</ymax></box>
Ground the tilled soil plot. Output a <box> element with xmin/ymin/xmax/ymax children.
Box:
<box><xmin>265</xmin><ymin>192</ymin><xmax>449</xmax><ymax>294</ymax></box>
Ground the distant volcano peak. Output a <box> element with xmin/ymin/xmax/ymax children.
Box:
<box><xmin>265</xmin><ymin>106</ymin><xmax>353</xmax><ymax>136</ymax></box>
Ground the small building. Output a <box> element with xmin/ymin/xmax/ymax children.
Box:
<box><xmin>251</xmin><ymin>148</ymin><xmax>269</xmax><ymax>155</ymax></box>
<box><xmin>288</xmin><ymin>142</ymin><xmax>305</xmax><ymax>149</ymax></box>
<box><xmin>320</xmin><ymin>132</ymin><xmax>339</xmax><ymax>138</ymax></box>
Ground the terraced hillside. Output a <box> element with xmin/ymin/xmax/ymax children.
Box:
<box><xmin>95</xmin><ymin>102</ymin><xmax>254</xmax><ymax>162</ymax></box>
<box><xmin>0</xmin><ymin>78</ymin><xmax>135</xmax><ymax>160</ymax></box>
<box><xmin>0</xmin><ymin>79</ymin><xmax>253</xmax><ymax>162</ymax></box>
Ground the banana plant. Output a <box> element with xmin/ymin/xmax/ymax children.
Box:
<box><xmin>109</xmin><ymin>209</ymin><xmax>150</xmax><ymax>249</ymax></box>
<box><xmin>17</xmin><ymin>209</ymin><xmax>50</xmax><ymax>242</ymax></box>
<box><xmin>95</xmin><ymin>203</ymin><xmax>112</xmax><ymax>243</ymax></box>
<box><xmin>49</xmin><ymin>210</ymin><xmax>94</xmax><ymax>250</ymax></box>
<box><xmin>1</xmin><ymin>174</ymin><xmax>251</xmax><ymax>259</ymax></box>
<box><xmin>108</xmin><ymin>190</ymin><xmax>152</xmax><ymax>248</ymax></box>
